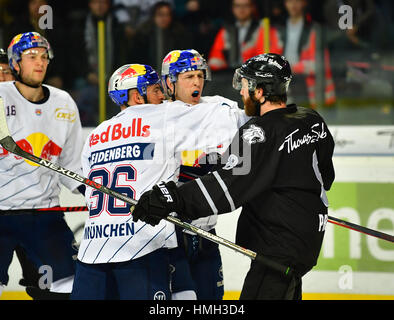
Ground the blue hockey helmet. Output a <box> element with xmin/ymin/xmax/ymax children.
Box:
<box><xmin>161</xmin><ymin>49</ymin><xmax>211</xmax><ymax>86</ymax></box>
<box><xmin>7</xmin><ymin>32</ymin><xmax>53</xmax><ymax>73</ymax></box>
<box><xmin>108</xmin><ymin>64</ymin><xmax>161</xmax><ymax>106</ymax></box>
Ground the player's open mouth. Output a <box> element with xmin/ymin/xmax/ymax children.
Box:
<box><xmin>192</xmin><ymin>90</ymin><xmax>199</xmax><ymax>97</ymax></box>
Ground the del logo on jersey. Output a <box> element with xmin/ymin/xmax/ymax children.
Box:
<box><xmin>55</xmin><ymin>107</ymin><xmax>76</xmax><ymax>122</ymax></box>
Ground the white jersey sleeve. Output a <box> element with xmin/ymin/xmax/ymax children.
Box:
<box><xmin>168</xmin><ymin>98</ymin><xmax>249</xmax><ymax>153</ymax></box>
<box><xmin>200</xmin><ymin>95</ymin><xmax>251</xmax><ymax>129</ymax></box>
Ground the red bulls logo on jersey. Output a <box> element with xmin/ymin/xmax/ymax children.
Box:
<box><xmin>89</xmin><ymin>118</ymin><xmax>151</xmax><ymax>147</ymax></box>
<box><xmin>0</xmin><ymin>133</ymin><xmax>62</xmax><ymax>166</ymax></box>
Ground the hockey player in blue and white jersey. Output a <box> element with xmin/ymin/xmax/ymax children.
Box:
<box><xmin>0</xmin><ymin>32</ymin><xmax>85</xmax><ymax>299</ymax></box>
<box><xmin>71</xmin><ymin>63</ymin><xmax>248</xmax><ymax>300</ymax></box>
<box><xmin>161</xmin><ymin>49</ymin><xmax>250</xmax><ymax>300</ymax></box>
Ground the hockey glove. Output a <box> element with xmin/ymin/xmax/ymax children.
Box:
<box><xmin>132</xmin><ymin>181</ymin><xmax>184</xmax><ymax>226</ymax></box>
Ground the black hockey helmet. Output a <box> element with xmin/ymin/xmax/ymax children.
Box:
<box><xmin>233</xmin><ymin>53</ymin><xmax>292</xmax><ymax>97</ymax></box>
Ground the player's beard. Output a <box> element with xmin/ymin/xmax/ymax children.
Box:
<box><xmin>243</xmin><ymin>96</ymin><xmax>259</xmax><ymax>116</ymax></box>
<box><xmin>19</xmin><ymin>71</ymin><xmax>44</xmax><ymax>88</ymax></box>
<box><xmin>22</xmin><ymin>77</ymin><xmax>42</xmax><ymax>88</ymax></box>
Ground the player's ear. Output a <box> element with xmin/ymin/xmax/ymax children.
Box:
<box><xmin>166</xmin><ymin>78</ymin><xmax>174</xmax><ymax>94</ymax></box>
<box><xmin>12</xmin><ymin>61</ymin><xmax>20</xmax><ymax>73</ymax></box>
<box><xmin>254</xmin><ymin>87</ymin><xmax>264</xmax><ymax>101</ymax></box>
<box><xmin>129</xmin><ymin>89</ymin><xmax>143</xmax><ymax>105</ymax></box>
<box><xmin>135</xmin><ymin>91</ymin><xmax>145</xmax><ymax>104</ymax></box>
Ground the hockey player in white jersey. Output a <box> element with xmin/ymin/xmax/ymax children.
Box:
<box><xmin>161</xmin><ymin>49</ymin><xmax>249</xmax><ymax>300</ymax></box>
<box><xmin>0</xmin><ymin>47</ymin><xmax>45</xmax><ymax>298</ymax></box>
<box><xmin>71</xmin><ymin>63</ymin><xmax>248</xmax><ymax>300</ymax></box>
<box><xmin>0</xmin><ymin>32</ymin><xmax>85</xmax><ymax>299</ymax></box>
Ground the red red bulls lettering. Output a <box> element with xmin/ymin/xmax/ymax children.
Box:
<box><xmin>137</xmin><ymin>118</ymin><xmax>142</xmax><ymax>136</ymax></box>
<box><xmin>112</xmin><ymin>123</ymin><xmax>122</xmax><ymax>141</ymax></box>
<box><xmin>122</xmin><ymin>126</ymin><xmax>131</xmax><ymax>138</ymax></box>
<box><xmin>142</xmin><ymin>125</ymin><xmax>150</xmax><ymax>137</ymax></box>
<box><xmin>100</xmin><ymin>125</ymin><xmax>111</xmax><ymax>143</ymax></box>
<box><xmin>132</xmin><ymin>118</ymin><xmax>136</xmax><ymax>137</ymax></box>
<box><xmin>91</xmin><ymin>118</ymin><xmax>151</xmax><ymax>146</ymax></box>
<box><xmin>89</xmin><ymin>134</ymin><xmax>100</xmax><ymax>147</ymax></box>
<box><xmin>112</xmin><ymin>123</ymin><xmax>132</xmax><ymax>140</ymax></box>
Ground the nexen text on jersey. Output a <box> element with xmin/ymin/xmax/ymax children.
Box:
<box><xmin>89</xmin><ymin>118</ymin><xmax>150</xmax><ymax>146</ymax></box>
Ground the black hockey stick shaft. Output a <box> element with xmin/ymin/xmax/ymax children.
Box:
<box><xmin>328</xmin><ymin>215</ymin><xmax>394</xmax><ymax>243</ymax></box>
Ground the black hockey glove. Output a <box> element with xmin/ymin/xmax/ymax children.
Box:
<box><xmin>132</xmin><ymin>181</ymin><xmax>184</xmax><ymax>226</ymax></box>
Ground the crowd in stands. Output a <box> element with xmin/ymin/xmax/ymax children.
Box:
<box><xmin>0</xmin><ymin>0</ymin><xmax>393</xmax><ymax>125</ymax></box>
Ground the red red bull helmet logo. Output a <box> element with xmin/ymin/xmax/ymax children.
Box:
<box><xmin>162</xmin><ymin>50</ymin><xmax>182</xmax><ymax>64</ymax></box>
<box><xmin>119</xmin><ymin>64</ymin><xmax>147</xmax><ymax>82</ymax></box>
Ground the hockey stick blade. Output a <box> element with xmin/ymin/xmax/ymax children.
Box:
<box><xmin>0</xmin><ymin>111</ymin><xmax>293</xmax><ymax>276</ymax></box>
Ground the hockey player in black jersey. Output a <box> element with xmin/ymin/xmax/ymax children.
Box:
<box><xmin>132</xmin><ymin>53</ymin><xmax>335</xmax><ymax>300</ymax></box>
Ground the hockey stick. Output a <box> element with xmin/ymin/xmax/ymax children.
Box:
<box><xmin>0</xmin><ymin>99</ymin><xmax>292</xmax><ymax>277</ymax></box>
<box><xmin>328</xmin><ymin>216</ymin><xmax>394</xmax><ymax>243</ymax></box>
<box><xmin>1</xmin><ymin>205</ymin><xmax>392</xmax><ymax>244</ymax></box>
<box><xmin>0</xmin><ymin>206</ymin><xmax>88</xmax><ymax>216</ymax></box>
<box><xmin>2</xmin><ymin>206</ymin><xmax>391</xmax><ymax>244</ymax></box>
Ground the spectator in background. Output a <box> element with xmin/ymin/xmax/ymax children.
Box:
<box><xmin>207</xmin><ymin>0</ymin><xmax>261</xmax><ymax>71</ymax></box>
<box><xmin>0</xmin><ymin>49</ymin><xmax>13</xmax><ymax>82</ymax></box>
<box><xmin>129</xmin><ymin>1</ymin><xmax>192</xmax><ymax>71</ymax></box>
<box><xmin>0</xmin><ymin>0</ymin><xmax>14</xmax><ymax>48</ymax></box>
<box><xmin>67</xmin><ymin>0</ymin><xmax>128</xmax><ymax>126</ymax></box>
<box><xmin>322</xmin><ymin>0</ymin><xmax>386</xmax><ymax>96</ymax></box>
<box><xmin>112</xmin><ymin>0</ymin><xmax>175</xmax><ymax>41</ymax></box>
<box><xmin>271</xmin><ymin>0</ymin><xmax>336</xmax><ymax>108</ymax></box>
<box><xmin>323</xmin><ymin>0</ymin><xmax>377</xmax><ymax>52</ymax></box>
<box><xmin>3</xmin><ymin>0</ymin><xmax>66</xmax><ymax>89</ymax></box>
<box><xmin>176</xmin><ymin>0</ymin><xmax>220</xmax><ymax>58</ymax></box>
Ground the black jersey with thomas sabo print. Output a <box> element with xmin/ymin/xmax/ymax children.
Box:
<box><xmin>177</xmin><ymin>104</ymin><xmax>335</xmax><ymax>275</ymax></box>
